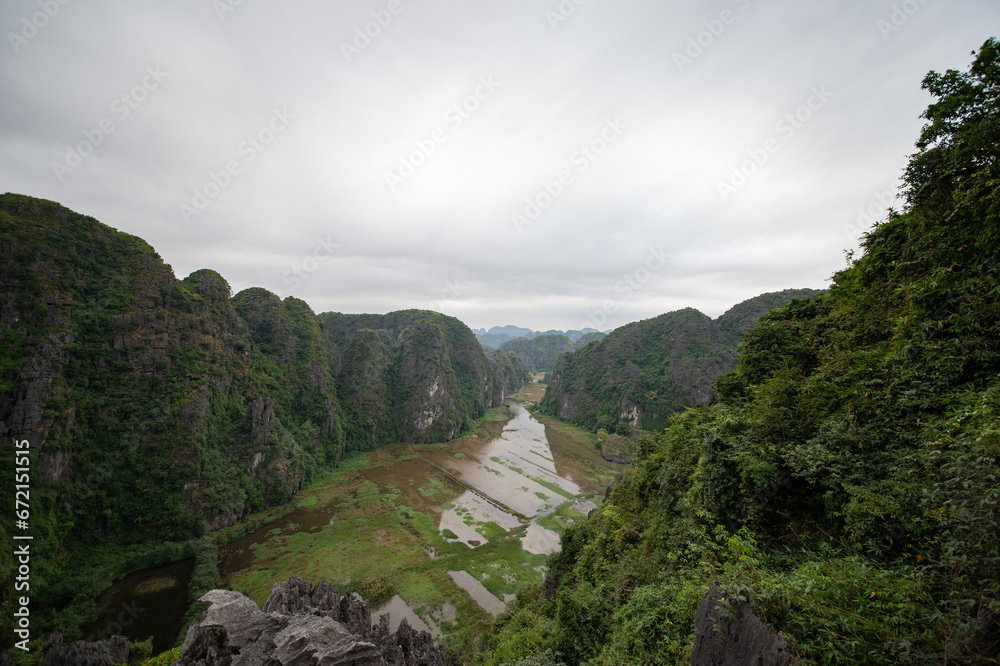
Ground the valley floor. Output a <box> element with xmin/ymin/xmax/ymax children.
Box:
<box><xmin>210</xmin><ymin>387</ymin><xmax>619</xmax><ymax>658</ymax></box>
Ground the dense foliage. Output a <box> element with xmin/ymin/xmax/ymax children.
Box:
<box><xmin>540</xmin><ymin>290</ymin><xmax>821</xmax><ymax>436</ymax></box>
<box><xmin>480</xmin><ymin>40</ymin><xmax>1000</xmax><ymax>664</ymax></box>
<box><xmin>499</xmin><ymin>334</ymin><xmax>576</xmax><ymax>373</ymax></box>
<box><xmin>0</xmin><ymin>199</ymin><xmax>526</xmax><ymax>650</ymax></box>
<box><xmin>572</xmin><ymin>332</ymin><xmax>606</xmax><ymax>350</ymax></box>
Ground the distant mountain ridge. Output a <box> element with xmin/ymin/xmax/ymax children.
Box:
<box><xmin>539</xmin><ymin>288</ymin><xmax>825</xmax><ymax>434</ymax></box>
<box><xmin>472</xmin><ymin>325</ymin><xmax>606</xmax><ymax>348</ymax></box>
<box><xmin>497</xmin><ymin>333</ymin><xmax>576</xmax><ymax>373</ymax></box>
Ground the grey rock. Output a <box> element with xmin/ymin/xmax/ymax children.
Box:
<box><xmin>271</xmin><ymin>615</ymin><xmax>382</xmax><ymax>665</ymax></box>
<box><xmin>339</xmin><ymin>593</ymin><xmax>371</xmax><ymax>639</ymax></box>
<box><xmin>176</xmin><ymin>624</ymin><xmax>234</xmax><ymax>666</ymax></box>
<box><xmin>690</xmin><ymin>584</ymin><xmax>789</xmax><ymax>666</ymax></box>
<box><xmin>174</xmin><ymin>577</ymin><xmax>445</xmax><ymax>666</ymax></box>
<box><xmin>263</xmin><ymin>576</ymin><xmax>341</xmax><ymax>620</ymax></box>
<box><xmin>393</xmin><ymin>618</ymin><xmax>446</xmax><ymax>666</ymax></box>
<box><xmin>42</xmin><ymin>633</ymin><xmax>130</xmax><ymax>666</ymax></box>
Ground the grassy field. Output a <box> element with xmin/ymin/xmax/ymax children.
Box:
<box><xmin>214</xmin><ymin>397</ymin><xmax>610</xmax><ymax>658</ymax></box>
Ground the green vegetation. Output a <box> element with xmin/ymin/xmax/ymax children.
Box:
<box><xmin>478</xmin><ymin>40</ymin><xmax>1000</xmax><ymax>664</ymax></box>
<box><xmin>572</xmin><ymin>331</ymin><xmax>606</xmax><ymax>350</ymax></box>
<box><xmin>498</xmin><ymin>334</ymin><xmax>576</xmax><ymax>373</ymax></box>
<box><xmin>540</xmin><ymin>290</ymin><xmax>822</xmax><ymax>435</ymax></box>
<box><xmin>0</xmin><ymin>195</ymin><xmax>527</xmax><ymax>652</ymax></box>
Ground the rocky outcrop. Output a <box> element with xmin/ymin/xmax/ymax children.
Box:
<box><xmin>321</xmin><ymin>310</ymin><xmax>528</xmax><ymax>445</ymax></box>
<box><xmin>174</xmin><ymin>576</ymin><xmax>445</xmax><ymax>666</ymax></box>
<box><xmin>41</xmin><ymin>634</ymin><xmax>129</xmax><ymax>666</ymax></box>
<box><xmin>600</xmin><ymin>433</ymin><xmax>638</xmax><ymax>464</ymax></box>
<box><xmin>690</xmin><ymin>584</ymin><xmax>789</xmax><ymax>666</ymax></box>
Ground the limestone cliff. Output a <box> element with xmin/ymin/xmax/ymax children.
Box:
<box><xmin>0</xmin><ymin>194</ymin><xmax>527</xmax><ymax>550</ymax></box>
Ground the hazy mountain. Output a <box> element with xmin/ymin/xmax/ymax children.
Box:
<box><xmin>540</xmin><ymin>289</ymin><xmax>824</xmax><ymax>434</ymax></box>
<box><xmin>497</xmin><ymin>333</ymin><xmax>576</xmax><ymax>373</ymax></box>
<box><xmin>473</xmin><ymin>325</ymin><xmax>604</xmax><ymax>348</ymax></box>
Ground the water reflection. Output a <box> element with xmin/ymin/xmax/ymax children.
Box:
<box><xmin>82</xmin><ymin>559</ymin><xmax>194</xmax><ymax>654</ymax></box>
<box><xmin>219</xmin><ymin>399</ymin><xmax>626</xmax><ymax>627</ymax></box>
<box><xmin>447</xmin><ymin>570</ymin><xmax>507</xmax><ymax>616</ymax></box>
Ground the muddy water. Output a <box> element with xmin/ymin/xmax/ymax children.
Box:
<box><xmin>447</xmin><ymin>571</ymin><xmax>507</xmax><ymax>616</ymax></box>
<box><xmin>82</xmin><ymin>558</ymin><xmax>195</xmax><ymax>654</ymax></box>
<box><xmin>218</xmin><ymin>500</ymin><xmax>339</xmax><ymax>574</ymax></box>
<box><xmin>219</xmin><ymin>400</ymin><xmax>624</xmax><ymax>631</ymax></box>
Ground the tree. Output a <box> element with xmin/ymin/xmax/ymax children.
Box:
<box><xmin>904</xmin><ymin>38</ymin><xmax>1000</xmax><ymax>221</ymax></box>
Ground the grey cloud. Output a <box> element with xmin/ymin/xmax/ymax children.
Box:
<box><xmin>2</xmin><ymin>0</ymin><xmax>997</xmax><ymax>331</ymax></box>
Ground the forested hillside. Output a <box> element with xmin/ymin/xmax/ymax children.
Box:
<box><xmin>540</xmin><ymin>289</ymin><xmax>822</xmax><ymax>435</ymax></box>
<box><xmin>480</xmin><ymin>40</ymin><xmax>1000</xmax><ymax>664</ymax></box>
<box><xmin>498</xmin><ymin>334</ymin><xmax>576</xmax><ymax>373</ymax></box>
<box><xmin>321</xmin><ymin>310</ymin><xmax>530</xmax><ymax>445</ymax></box>
<box><xmin>0</xmin><ymin>197</ymin><xmax>526</xmax><ymax>647</ymax></box>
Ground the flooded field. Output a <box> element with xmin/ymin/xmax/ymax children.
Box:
<box><xmin>217</xmin><ymin>396</ymin><xmax>624</xmax><ymax>645</ymax></box>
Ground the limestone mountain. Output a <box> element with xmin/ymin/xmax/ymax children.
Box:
<box><xmin>572</xmin><ymin>331</ymin><xmax>606</xmax><ymax>349</ymax></box>
<box><xmin>473</xmin><ymin>325</ymin><xmax>603</xmax><ymax>348</ymax></box>
<box><xmin>0</xmin><ymin>193</ymin><xmax>527</xmax><ymax>553</ymax></box>
<box><xmin>320</xmin><ymin>310</ymin><xmax>529</xmax><ymax>446</ymax></box>
<box><xmin>497</xmin><ymin>333</ymin><xmax>576</xmax><ymax>373</ymax></box>
<box><xmin>539</xmin><ymin>289</ymin><xmax>823</xmax><ymax>434</ymax></box>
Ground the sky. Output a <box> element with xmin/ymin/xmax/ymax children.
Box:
<box><xmin>1</xmin><ymin>1</ymin><xmax>997</xmax><ymax>332</ymax></box>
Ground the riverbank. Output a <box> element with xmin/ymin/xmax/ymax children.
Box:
<box><xmin>213</xmin><ymin>397</ymin><xmax>619</xmax><ymax>659</ymax></box>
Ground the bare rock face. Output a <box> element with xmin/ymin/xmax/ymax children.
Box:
<box><xmin>41</xmin><ymin>634</ymin><xmax>130</xmax><ymax>666</ymax></box>
<box><xmin>690</xmin><ymin>584</ymin><xmax>790</xmax><ymax>666</ymax></box>
<box><xmin>174</xmin><ymin>577</ymin><xmax>445</xmax><ymax>666</ymax></box>
<box><xmin>271</xmin><ymin>615</ymin><xmax>382</xmax><ymax>666</ymax></box>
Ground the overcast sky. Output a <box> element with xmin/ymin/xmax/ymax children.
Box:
<box><xmin>2</xmin><ymin>1</ymin><xmax>997</xmax><ymax>332</ymax></box>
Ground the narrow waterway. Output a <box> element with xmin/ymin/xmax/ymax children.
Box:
<box><xmin>217</xmin><ymin>398</ymin><xmax>626</xmax><ymax>633</ymax></box>
<box><xmin>81</xmin><ymin>558</ymin><xmax>195</xmax><ymax>654</ymax></box>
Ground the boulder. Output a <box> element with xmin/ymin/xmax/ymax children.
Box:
<box><xmin>174</xmin><ymin>576</ymin><xmax>445</xmax><ymax>666</ymax></box>
<box><xmin>690</xmin><ymin>584</ymin><xmax>790</xmax><ymax>666</ymax></box>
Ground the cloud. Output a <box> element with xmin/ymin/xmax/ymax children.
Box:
<box><xmin>2</xmin><ymin>0</ymin><xmax>997</xmax><ymax>331</ymax></box>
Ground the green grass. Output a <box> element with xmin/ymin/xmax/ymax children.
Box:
<box><xmin>217</xmin><ymin>396</ymin><xmax>617</xmax><ymax>654</ymax></box>
<box><xmin>530</xmin><ymin>476</ymin><xmax>576</xmax><ymax>500</ymax></box>
<box><xmin>536</xmin><ymin>500</ymin><xmax>589</xmax><ymax>533</ymax></box>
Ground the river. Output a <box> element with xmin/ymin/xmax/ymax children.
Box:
<box><xmin>210</xmin><ymin>399</ymin><xmax>627</xmax><ymax>637</ymax></box>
